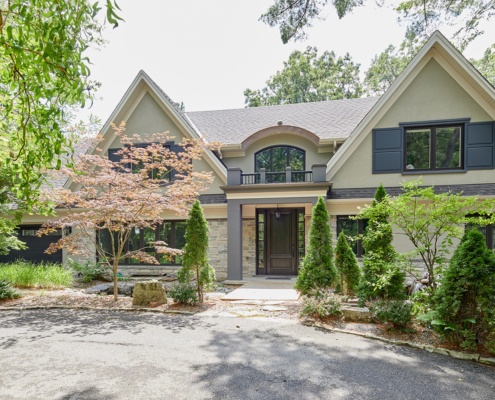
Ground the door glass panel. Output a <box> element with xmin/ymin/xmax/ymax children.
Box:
<box><xmin>289</xmin><ymin>147</ymin><xmax>304</xmax><ymax>171</ymax></box>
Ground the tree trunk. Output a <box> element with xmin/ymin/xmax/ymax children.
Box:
<box><xmin>196</xmin><ymin>266</ymin><xmax>203</xmax><ymax>303</ymax></box>
<box><xmin>113</xmin><ymin>263</ymin><xmax>118</xmax><ymax>301</ymax></box>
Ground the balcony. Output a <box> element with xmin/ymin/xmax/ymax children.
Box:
<box><xmin>227</xmin><ymin>164</ymin><xmax>327</xmax><ymax>185</ymax></box>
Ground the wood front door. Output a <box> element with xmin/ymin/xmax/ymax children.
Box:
<box><xmin>266</xmin><ymin>209</ymin><xmax>298</xmax><ymax>275</ymax></box>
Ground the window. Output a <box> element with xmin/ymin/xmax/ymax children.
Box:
<box><xmin>98</xmin><ymin>221</ymin><xmax>187</xmax><ymax>265</ymax></box>
<box><xmin>405</xmin><ymin>125</ymin><xmax>462</xmax><ymax>171</ymax></box>
<box><xmin>465</xmin><ymin>222</ymin><xmax>495</xmax><ymax>250</ymax></box>
<box><xmin>336</xmin><ymin>216</ymin><xmax>367</xmax><ymax>257</ymax></box>
<box><xmin>255</xmin><ymin>146</ymin><xmax>305</xmax><ymax>183</ymax></box>
<box><xmin>21</xmin><ymin>228</ymin><xmax>62</xmax><ymax>237</ymax></box>
<box><xmin>108</xmin><ymin>142</ymin><xmax>175</xmax><ymax>181</ymax></box>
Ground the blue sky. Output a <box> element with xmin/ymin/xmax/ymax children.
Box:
<box><xmin>81</xmin><ymin>0</ymin><xmax>495</xmax><ymax>123</ymax></box>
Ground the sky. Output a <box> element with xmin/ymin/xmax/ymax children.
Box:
<box><xmin>80</xmin><ymin>0</ymin><xmax>495</xmax><ymax>123</ymax></box>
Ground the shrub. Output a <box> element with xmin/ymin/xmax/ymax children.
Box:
<box><xmin>357</xmin><ymin>185</ymin><xmax>405</xmax><ymax>303</ymax></box>
<box><xmin>370</xmin><ymin>299</ymin><xmax>413</xmax><ymax>329</ymax></box>
<box><xmin>68</xmin><ymin>259</ymin><xmax>109</xmax><ymax>282</ymax></box>
<box><xmin>179</xmin><ymin>200</ymin><xmax>215</xmax><ymax>302</ymax></box>
<box><xmin>335</xmin><ymin>232</ymin><xmax>361</xmax><ymax>296</ymax></box>
<box><xmin>0</xmin><ymin>280</ymin><xmax>20</xmax><ymax>300</ymax></box>
<box><xmin>295</xmin><ymin>197</ymin><xmax>337</xmax><ymax>295</ymax></box>
<box><xmin>300</xmin><ymin>291</ymin><xmax>342</xmax><ymax>319</ymax></box>
<box><xmin>168</xmin><ymin>283</ymin><xmax>199</xmax><ymax>305</ymax></box>
<box><xmin>0</xmin><ymin>261</ymin><xmax>72</xmax><ymax>288</ymax></box>
<box><xmin>432</xmin><ymin>229</ymin><xmax>495</xmax><ymax>352</ymax></box>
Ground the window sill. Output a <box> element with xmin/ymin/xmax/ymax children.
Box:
<box><xmin>402</xmin><ymin>169</ymin><xmax>467</xmax><ymax>175</ymax></box>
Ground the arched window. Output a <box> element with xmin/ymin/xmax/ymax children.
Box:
<box><xmin>255</xmin><ymin>146</ymin><xmax>305</xmax><ymax>183</ymax></box>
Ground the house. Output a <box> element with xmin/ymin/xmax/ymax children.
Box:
<box><xmin>3</xmin><ymin>31</ymin><xmax>495</xmax><ymax>281</ymax></box>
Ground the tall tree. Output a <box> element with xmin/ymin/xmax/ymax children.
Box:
<box><xmin>244</xmin><ymin>46</ymin><xmax>362</xmax><ymax>107</ymax></box>
<box><xmin>261</xmin><ymin>0</ymin><xmax>495</xmax><ymax>48</ymax></box>
<box><xmin>335</xmin><ymin>232</ymin><xmax>361</xmax><ymax>296</ymax></box>
<box><xmin>471</xmin><ymin>44</ymin><xmax>495</xmax><ymax>87</ymax></box>
<box><xmin>178</xmin><ymin>200</ymin><xmax>215</xmax><ymax>303</ymax></box>
<box><xmin>0</xmin><ymin>0</ymin><xmax>121</xmax><ymax>207</ymax></box>
<box><xmin>357</xmin><ymin>184</ymin><xmax>405</xmax><ymax>302</ymax></box>
<box><xmin>39</xmin><ymin>125</ymin><xmax>213</xmax><ymax>301</ymax></box>
<box><xmin>294</xmin><ymin>196</ymin><xmax>337</xmax><ymax>295</ymax></box>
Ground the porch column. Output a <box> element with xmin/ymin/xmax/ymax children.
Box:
<box><xmin>227</xmin><ymin>200</ymin><xmax>243</xmax><ymax>280</ymax></box>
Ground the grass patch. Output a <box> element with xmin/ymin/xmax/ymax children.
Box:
<box><xmin>0</xmin><ymin>261</ymin><xmax>73</xmax><ymax>289</ymax></box>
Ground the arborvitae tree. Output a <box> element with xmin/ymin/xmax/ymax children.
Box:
<box><xmin>357</xmin><ymin>184</ymin><xmax>405</xmax><ymax>303</ymax></box>
<box><xmin>335</xmin><ymin>232</ymin><xmax>361</xmax><ymax>296</ymax></box>
<box><xmin>178</xmin><ymin>200</ymin><xmax>215</xmax><ymax>302</ymax></box>
<box><xmin>294</xmin><ymin>196</ymin><xmax>337</xmax><ymax>295</ymax></box>
<box><xmin>433</xmin><ymin>229</ymin><xmax>495</xmax><ymax>352</ymax></box>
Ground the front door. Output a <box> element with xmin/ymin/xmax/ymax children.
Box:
<box><xmin>262</xmin><ymin>209</ymin><xmax>299</xmax><ymax>275</ymax></box>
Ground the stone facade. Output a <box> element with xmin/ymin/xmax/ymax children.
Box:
<box><xmin>242</xmin><ymin>218</ymin><xmax>256</xmax><ymax>278</ymax></box>
<box><xmin>208</xmin><ymin>219</ymin><xmax>228</xmax><ymax>280</ymax></box>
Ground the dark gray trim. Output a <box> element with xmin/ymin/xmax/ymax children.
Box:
<box><xmin>227</xmin><ymin>196</ymin><xmax>321</xmax><ymax>280</ymax></box>
<box><xmin>328</xmin><ymin>183</ymin><xmax>495</xmax><ymax>199</ymax></box>
<box><xmin>399</xmin><ymin>118</ymin><xmax>470</xmax><ymax>127</ymax></box>
<box><xmin>372</xmin><ymin>127</ymin><xmax>403</xmax><ymax>173</ymax></box>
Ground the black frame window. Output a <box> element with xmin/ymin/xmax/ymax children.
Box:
<box><xmin>255</xmin><ymin>146</ymin><xmax>305</xmax><ymax>183</ymax></box>
<box><xmin>465</xmin><ymin>221</ymin><xmax>495</xmax><ymax>250</ymax></box>
<box><xmin>99</xmin><ymin>221</ymin><xmax>187</xmax><ymax>265</ymax></box>
<box><xmin>336</xmin><ymin>216</ymin><xmax>367</xmax><ymax>257</ymax></box>
<box><xmin>404</xmin><ymin>125</ymin><xmax>463</xmax><ymax>171</ymax></box>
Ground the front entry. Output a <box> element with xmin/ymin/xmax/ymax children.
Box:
<box><xmin>256</xmin><ymin>208</ymin><xmax>304</xmax><ymax>276</ymax></box>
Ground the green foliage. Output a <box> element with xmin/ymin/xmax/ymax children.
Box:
<box><xmin>433</xmin><ymin>229</ymin><xmax>495</xmax><ymax>352</ymax></box>
<box><xmin>0</xmin><ymin>0</ymin><xmax>120</xmax><ymax>207</ymax></box>
<box><xmin>370</xmin><ymin>300</ymin><xmax>413</xmax><ymax>329</ymax></box>
<box><xmin>373</xmin><ymin>179</ymin><xmax>495</xmax><ymax>292</ymax></box>
<box><xmin>261</xmin><ymin>0</ymin><xmax>494</xmax><ymax>48</ymax></box>
<box><xmin>179</xmin><ymin>200</ymin><xmax>214</xmax><ymax>302</ymax></box>
<box><xmin>335</xmin><ymin>232</ymin><xmax>361</xmax><ymax>296</ymax></box>
<box><xmin>0</xmin><ymin>280</ymin><xmax>20</xmax><ymax>300</ymax></box>
<box><xmin>410</xmin><ymin>290</ymin><xmax>432</xmax><ymax>317</ymax></box>
<box><xmin>471</xmin><ymin>44</ymin><xmax>495</xmax><ymax>87</ymax></box>
<box><xmin>0</xmin><ymin>261</ymin><xmax>72</xmax><ymax>288</ymax></box>
<box><xmin>67</xmin><ymin>258</ymin><xmax>109</xmax><ymax>283</ymax></box>
<box><xmin>168</xmin><ymin>283</ymin><xmax>199</xmax><ymax>305</ymax></box>
<box><xmin>300</xmin><ymin>291</ymin><xmax>343</xmax><ymax>319</ymax></box>
<box><xmin>357</xmin><ymin>185</ymin><xmax>405</xmax><ymax>303</ymax></box>
<box><xmin>244</xmin><ymin>46</ymin><xmax>362</xmax><ymax>107</ymax></box>
<box><xmin>295</xmin><ymin>197</ymin><xmax>337</xmax><ymax>294</ymax></box>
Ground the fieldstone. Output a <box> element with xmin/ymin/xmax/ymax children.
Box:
<box><xmin>132</xmin><ymin>280</ymin><xmax>167</xmax><ymax>306</ymax></box>
<box><xmin>85</xmin><ymin>282</ymin><xmax>135</xmax><ymax>297</ymax></box>
<box><xmin>261</xmin><ymin>306</ymin><xmax>288</xmax><ymax>312</ymax></box>
<box><xmin>342</xmin><ymin>306</ymin><xmax>371</xmax><ymax>322</ymax></box>
<box><xmin>85</xmin><ymin>284</ymin><xmax>112</xmax><ymax>295</ymax></box>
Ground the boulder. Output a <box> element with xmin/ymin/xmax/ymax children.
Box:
<box><xmin>132</xmin><ymin>280</ymin><xmax>167</xmax><ymax>306</ymax></box>
<box><xmin>342</xmin><ymin>306</ymin><xmax>371</xmax><ymax>322</ymax></box>
<box><xmin>85</xmin><ymin>282</ymin><xmax>135</xmax><ymax>296</ymax></box>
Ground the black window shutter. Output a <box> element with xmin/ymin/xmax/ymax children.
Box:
<box><xmin>465</xmin><ymin>122</ymin><xmax>495</xmax><ymax>170</ymax></box>
<box><xmin>372</xmin><ymin>128</ymin><xmax>403</xmax><ymax>173</ymax></box>
<box><xmin>108</xmin><ymin>148</ymin><xmax>122</xmax><ymax>162</ymax></box>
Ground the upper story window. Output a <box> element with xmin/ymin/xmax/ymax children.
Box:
<box><xmin>255</xmin><ymin>146</ymin><xmax>305</xmax><ymax>183</ymax></box>
<box><xmin>405</xmin><ymin>125</ymin><xmax>463</xmax><ymax>171</ymax></box>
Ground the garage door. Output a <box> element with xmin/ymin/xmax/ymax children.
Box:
<box><xmin>0</xmin><ymin>225</ymin><xmax>63</xmax><ymax>264</ymax></box>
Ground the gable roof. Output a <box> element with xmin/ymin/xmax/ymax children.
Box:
<box><xmin>186</xmin><ymin>97</ymin><xmax>379</xmax><ymax>145</ymax></box>
<box><xmin>325</xmin><ymin>30</ymin><xmax>495</xmax><ymax>178</ymax></box>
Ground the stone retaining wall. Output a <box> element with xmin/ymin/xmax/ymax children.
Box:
<box><xmin>242</xmin><ymin>218</ymin><xmax>256</xmax><ymax>278</ymax></box>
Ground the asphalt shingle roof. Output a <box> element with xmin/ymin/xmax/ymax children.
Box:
<box><xmin>185</xmin><ymin>97</ymin><xmax>379</xmax><ymax>145</ymax></box>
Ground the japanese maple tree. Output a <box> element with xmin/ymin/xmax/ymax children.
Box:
<box><xmin>39</xmin><ymin>124</ymin><xmax>213</xmax><ymax>300</ymax></box>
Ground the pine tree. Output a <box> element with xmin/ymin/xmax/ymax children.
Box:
<box><xmin>358</xmin><ymin>184</ymin><xmax>405</xmax><ymax>302</ymax></box>
<box><xmin>178</xmin><ymin>200</ymin><xmax>215</xmax><ymax>302</ymax></box>
<box><xmin>294</xmin><ymin>196</ymin><xmax>337</xmax><ymax>295</ymax></box>
<box><xmin>335</xmin><ymin>232</ymin><xmax>361</xmax><ymax>296</ymax></box>
<box><xmin>433</xmin><ymin>229</ymin><xmax>495</xmax><ymax>352</ymax></box>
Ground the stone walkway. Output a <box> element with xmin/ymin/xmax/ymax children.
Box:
<box><xmin>221</xmin><ymin>279</ymin><xmax>299</xmax><ymax>301</ymax></box>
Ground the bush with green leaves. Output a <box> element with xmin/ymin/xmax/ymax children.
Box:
<box><xmin>357</xmin><ymin>184</ymin><xmax>405</xmax><ymax>303</ymax></box>
<box><xmin>432</xmin><ymin>229</ymin><xmax>495</xmax><ymax>352</ymax></box>
<box><xmin>335</xmin><ymin>232</ymin><xmax>361</xmax><ymax>296</ymax></box>
<box><xmin>168</xmin><ymin>283</ymin><xmax>199</xmax><ymax>305</ymax></box>
<box><xmin>68</xmin><ymin>259</ymin><xmax>109</xmax><ymax>283</ymax></box>
<box><xmin>178</xmin><ymin>200</ymin><xmax>215</xmax><ymax>303</ymax></box>
<box><xmin>370</xmin><ymin>300</ymin><xmax>413</xmax><ymax>329</ymax></box>
<box><xmin>300</xmin><ymin>290</ymin><xmax>342</xmax><ymax>319</ymax></box>
<box><xmin>295</xmin><ymin>197</ymin><xmax>337</xmax><ymax>295</ymax></box>
<box><xmin>0</xmin><ymin>280</ymin><xmax>20</xmax><ymax>300</ymax></box>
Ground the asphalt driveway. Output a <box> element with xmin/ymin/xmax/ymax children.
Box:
<box><xmin>0</xmin><ymin>309</ymin><xmax>494</xmax><ymax>399</ymax></box>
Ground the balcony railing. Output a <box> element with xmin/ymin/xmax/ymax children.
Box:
<box><xmin>227</xmin><ymin>164</ymin><xmax>327</xmax><ymax>185</ymax></box>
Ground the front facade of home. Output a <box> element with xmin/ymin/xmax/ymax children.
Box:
<box><xmin>3</xmin><ymin>31</ymin><xmax>495</xmax><ymax>280</ymax></box>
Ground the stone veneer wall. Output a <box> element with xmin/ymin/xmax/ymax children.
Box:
<box><xmin>242</xmin><ymin>218</ymin><xmax>256</xmax><ymax>278</ymax></box>
<box><xmin>207</xmin><ymin>219</ymin><xmax>228</xmax><ymax>280</ymax></box>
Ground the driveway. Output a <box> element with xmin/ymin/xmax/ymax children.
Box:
<box><xmin>0</xmin><ymin>309</ymin><xmax>494</xmax><ymax>399</ymax></box>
